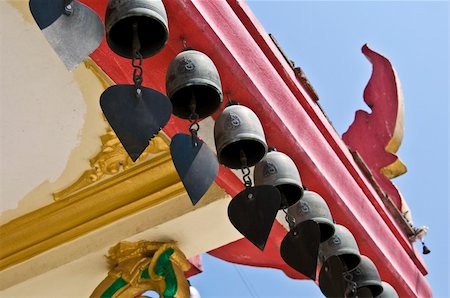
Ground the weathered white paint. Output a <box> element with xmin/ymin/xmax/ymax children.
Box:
<box><xmin>0</xmin><ymin>1</ymin><xmax>107</xmax><ymax>222</ymax></box>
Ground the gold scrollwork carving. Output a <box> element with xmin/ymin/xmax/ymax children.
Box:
<box><xmin>53</xmin><ymin>128</ymin><xmax>169</xmax><ymax>201</ymax></box>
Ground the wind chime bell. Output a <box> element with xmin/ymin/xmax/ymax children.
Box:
<box><xmin>254</xmin><ymin>150</ymin><xmax>303</xmax><ymax>209</ymax></box>
<box><xmin>101</xmin><ymin>0</ymin><xmax>172</xmax><ymax>162</ymax></box>
<box><xmin>347</xmin><ymin>256</ymin><xmax>383</xmax><ymax>297</ymax></box>
<box><xmin>167</xmin><ymin>50</ymin><xmax>222</xmax><ymax>206</ymax></box>
<box><xmin>280</xmin><ymin>191</ymin><xmax>335</xmax><ymax>280</ymax></box>
<box><xmin>319</xmin><ymin>224</ymin><xmax>361</xmax><ymax>270</ymax></box>
<box><xmin>166</xmin><ymin>49</ymin><xmax>223</xmax><ymax>119</ymax></box>
<box><xmin>105</xmin><ymin>0</ymin><xmax>169</xmax><ymax>58</ymax></box>
<box><xmin>214</xmin><ymin>104</ymin><xmax>268</xmax><ymax>169</ymax></box>
<box><xmin>318</xmin><ymin>224</ymin><xmax>362</xmax><ymax>298</ymax></box>
<box><xmin>216</xmin><ymin>104</ymin><xmax>279</xmax><ymax>250</ymax></box>
<box><xmin>287</xmin><ymin>191</ymin><xmax>335</xmax><ymax>241</ymax></box>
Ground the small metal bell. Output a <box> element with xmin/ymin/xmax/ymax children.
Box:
<box><xmin>166</xmin><ymin>49</ymin><xmax>223</xmax><ymax>119</ymax></box>
<box><xmin>254</xmin><ymin>150</ymin><xmax>303</xmax><ymax>208</ymax></box>
<box><xmin>319</xmin><ymin>224</ymin><xmax>361</xmax><ymax>271</ymax></box>
<box><xmin>287</xmin><ymin>191</ymin><xmax>335</xmax><ymax>242</ymax></box>
<box><xmin>105</xmin><ymin>0</ymin><xmax>169</xmax><ymax>58</ymax></box>
<box><xmin>214</xmin><ymin>104</ymin><xmax>268</xmax><ymax>169</ymax></box>
<box><xmin>280</xmin><ymin>191</ymin><xmax>334</xmax><ymax>280</ymax></box>
<box><xmin>348</xmin><ymin>256</ymin><xmax>383</xmax><ymax>297</ymax></box>
<box><xmin>318</xmin><ymin>225</ymin><xmax>361</xmax><ymax>298</ymax></box>
<box><xmin>376</xmin><ymin>282</ymin><xmax>399</xmax><ymax>298</ymax></box>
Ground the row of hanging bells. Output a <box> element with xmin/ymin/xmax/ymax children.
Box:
<box><xmin>317</xmin><ymin>224</ymin><xmax>398</xmax><ymax>297</ymax></box>
<box><xmin>104</xmin><ymin>0</ymin><xmax>223</xmax><ymax>206</ymax></box>
<box><xmin>28</xmin><ymin>3</ymin><xmax>400</xmax><ymax>297</ymax></box>
<box><xmin>29</xmin><ymin>0</ymin><xmax>224</xmax><ymax>206</ymax></box>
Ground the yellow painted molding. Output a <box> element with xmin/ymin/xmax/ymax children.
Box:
<box><xmin>381</xmin><ymin>68</ymin><xmax>407</xmax><ymax>179</ymax></box>
<box><xmin>53</xmin><ymin>131</ymin><xmax>170</xmax><ymax>201</ymax></box>
<box><xmin>0</xmin><ymin>149</ymin><xmax>185</xmax><ymax>270</ymax></box>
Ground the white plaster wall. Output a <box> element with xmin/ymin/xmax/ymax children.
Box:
<box><xmin>0</xmin><ymin>1</ymin><xmax>107</xmax><ymax>221</ymax></box>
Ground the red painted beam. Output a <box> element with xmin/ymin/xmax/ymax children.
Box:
<box><xmin>84</xmin><ymin>0</ymin><xmax>431</xmax><ymax>296</ymax></box>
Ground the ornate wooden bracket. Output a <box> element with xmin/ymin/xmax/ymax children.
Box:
<box><xmin>343</xmin><ymin>44</ymin><xmax>411</xmax><ymax>223</ymax></box>
<box><xmin>91</xmin><ymin>241</ymin><xmax>191</xmax><ymax>298</ymax></box>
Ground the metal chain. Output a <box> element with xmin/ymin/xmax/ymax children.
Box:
<box><xmin>282</xmin><ymin>208</ymin><xmax>296</xmax><ymax>232</ymax></box>
<box><xmin>239</xmin><ymin>148</ymin><xmax>253</xmax><ymax>188</ymax></box>
<box><xmin>189</xmin><ymin>112</ymin><xmax>200</xmax><ymax>147</ymax></box>
<box><xmin>131</xmin><ymin>22</ymin><xmax>143</xmax><ymax>99</ymax></box>
<box><xmin>132</xmin><ymin>51</ymin><xmax>144</xmax><ymax>98</ymax></box>
<box><xmin>343</xmin><ymin>271</ymin><xmax>357</xmax><ymax>298</ymax></box>
<box><xmin>241</xmin><ymin>167</ymin><xmax>252</xmax><ymax>188</ymax></box>
<box><xmin>63</xmin><ymin>0</ymin><xmax>73</xmax><ymax>16</ymax></box>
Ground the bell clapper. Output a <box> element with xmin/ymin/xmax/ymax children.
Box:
<box><xmin>131</xmin><ymin>22</ymin><xmax>144</xmax><ymax>100</ymax></box>
<box><xmin>342</xmin><ymin>270</ymin><xmax>357</xmax><ymax>298</ymax></box>
<box><xmin>188</xmin><ymin>94</ymin><xmax>200</xmax><ymax>147</ymax></box>
<box><xmin>239</xmin><ymin>148</ymin><xmax>253</xmax><ymax>188</ymax></box>
<box><xmin>63</xmin><ymin>0</ymin><xmax>73</xmax><ymax>16</ymax></box>
<box><xmin>283</xmin><ymin>210</ymin><xmax>297</xmax><ymax>235</ymax></box>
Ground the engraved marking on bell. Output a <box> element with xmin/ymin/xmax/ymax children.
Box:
<box><xmin>225</xmin><ymin>112</ymin><xmax>241</xmax><ymax>130</ymax></box>
<box><xmin>109</xmin><ymin>0</ymin><xmax>127</xmax><ymax>9</ymax></box>
<box><xmin>353</xmin><ymin>268</ymin><xmax>362</xmax><ymax>276</ymax></box>
<box><xmin>344</xmin><ymin>272</ymin><xmax>354</xmax><ymax>281</ymax></box>
<box><xmin>329</xmin><ymin>235</ymin><xmax>342</xmax><ymax>248</ymax></box>
<box><xmin>262</xmin><ymin>162</ymin><xmax>278</xmax><ymax>177</ymax></box>
<box><xmin>180</xmin><ymin>57</ymin><xmax>195</xmax><ymax>71</ymax></box>
<box><xmin>298</xmin><ymin>201</ymin><xmax>311</xmax><ymax>214</ymax></box>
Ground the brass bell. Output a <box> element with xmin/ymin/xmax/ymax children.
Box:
<box><xmin>105</xmin><ymin>0</ymin><xmax>169</xmax><ymax>58</ymax></box>
<box><xmin>377</xmin><ymin>282</ymin><xmax>399</xmax><ymax>298</ymax></box>
<box><xmin>318</xmin><ymin>225</ymin><xmax>361</xmax><ymax>297</ymax></box>
<box><xmin>280</xmin><ymin>191</ymin><xmax>335</xmax><ymax>280</ymax></box>
<box><xmin>166</xmin><ymin>49</ymin><xmax>223</xmax><ymax>119</ymax></box>
<box><xmin>286</xmin><ymin>191</ymin><xmax>335</xmax><ymax>241</ymax></box>
<box><xmin>214</xmin><ymin>104</ymin><xmax>268</xmax><ymax>169</ymax></box>
<box><xmin>319</xmin><ymin>224</ymin><xmax>361</xmax><ymax>271</ymax></box>
<box><xmin>349</xmin><ymin>256</ymin><xmax>383</xmax><ymax>297</ymax></box>
<box><xmin>254</xmin><ymin>150</ymin><xmax>303</xmax><ymax>208</ymax></box>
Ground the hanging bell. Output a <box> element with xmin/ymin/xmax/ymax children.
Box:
<box><xmin>254</xmin><ymin>150</ymin><xmax>303</xmax><ymax>209</ymax></box>
<box><xmin>348</xmin><ymin>256</ymin><xmax>383</xmax><ymax>297</ymax></box>
<box><xmin>319</xmin><ymin>224</ymin><xmax>361</xmax><ymax>271</ymax></box>
<box><xmin>214</xmin><ymin>104</ymin><xmax>268</xmax><ymax>169</ymax></box>
<box><xmin>318</xmin><ymin>225</ymin><xmax>362</xmax><ymax>298</ymax></box>
<box><xmin>287</xmin><ymin>191</ymin><xmax>335</xmax><ymax>241</ymax></box>
<box><xmin>166</xmin><ymin>49</ymin><xmax>223</xmax><ymax>119</ymax></box>
<box><xmin>376</xmin><ymin>282</ymin><xmax>399</xmax><ymax>298</ymax></box>
<box><xmin>280</xmin><ymin>191</ymin><xmax>334</xmax><ymax>280</ymax></box>
<box><xmin>105</xmin><ymin>0</ymin><xmax>169</xmax><ymax>58</ymax></box>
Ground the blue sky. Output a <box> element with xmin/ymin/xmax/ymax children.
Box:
<box><xmin>191</xmin><ymin>1</ymin><xmax>449</xmax><ymax>297</ymax></box>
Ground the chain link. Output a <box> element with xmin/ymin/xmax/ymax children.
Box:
<box><xmin>241</xmin><ymin>167</ymin><xmax>252</xmax><ymax>188</ymax></box>
<box><xmin>343</xmin><ymin>271</ymin><xmax>357</xmax><ymax>298</ymax></box>
<box><xmin>131</xmin><ymin>51</ymin><xmax>144</xmax><ymax>98</ymax></box>
<box><xmin>282</xmin><ymin>208</ymin><xmax>297</xmax><ymax>231</ymax></box>
<box><xmin>189</xmin><ymin>112</ymin><xmax>200</xmax><ymax>147</ymax></box>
